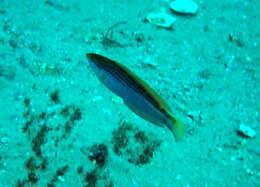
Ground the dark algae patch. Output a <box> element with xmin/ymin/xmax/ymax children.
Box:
<box><xmin>112</xmin><ymin>121</ymin><xmax>161</xmax><ymax>166</ymax></box>
<box><xmin>50</xmin><ymin>89</ymin><xmax>60</xmax><ymax>104</ymax></box>
<box><xmin>79</xmin><ymin>143</ymin><xmax>114</xmax><ymax>186</ymax></box>
<box><xmin>32</xmin><ymin>123</ymin><xmax>49</xmax><ymax>157</ymax></box>
<box><xmin>47</xmin><ymin>165</ymin><xmax>69</xmax><ymax>187</ymax></box>
<box><xmin>19</xmin><ymin>89</ymin><xmax>83</xmax><ymax>186</ymax></box>
<box><xmin>60</xmin><ymin>104</ymin><xmax>82</xmax><ymax>136</ymax></box>
<box><xmin>111</xmin><ymin>122</ymin><xmax>132</xmax><ymax>155</ymax></box>
<box><xmin>82</xmin><ymin>168</ymin><xmax>114</xmax><ymax>187</ymax></box>
<box><xmin>25</xmin><ymin>156</ymin><xmax>48</xmax><ymax>171</ymax></box>
<box><xmin>85</xmin><ymin>170</ymin><xmax>98</xmax><ymax>187</ymax></box>
<box><xmin>15</xmin><ymin>156</ymin><xmax>48</xmax><ymax>186</ymax></box>
<box><xmin>88</xmin><ymin>143</ymin><xmax>108</xmax><ymax>168</ymax></box>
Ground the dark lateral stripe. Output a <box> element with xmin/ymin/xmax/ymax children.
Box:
<box><xmin>98</xmin><ymin>60</ymin><xmax>162</xmax><ymax>110</ymax></box>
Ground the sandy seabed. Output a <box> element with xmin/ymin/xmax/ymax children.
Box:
<box><xmin>0</xmin><ymin>0</ymin><xmax>259</xmax><ymax>187</ymax></box>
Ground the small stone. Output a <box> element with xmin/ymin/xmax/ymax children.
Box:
<box><xmin>0</xmin><ymin>137</ymin><xmax>9</xmax><ymax>144</ymax></box>
<box><xmin>187</xmin><ymin>111</ymin><xmax>201</xmax><ymax>122</ymax></box>
<box><xmin>228</xmin><ymin>32</ymin><xmax>244</xmax><ymax>47</ymax></box>
<box><xmin>170</xmin><ymin>0</ymin><xmax>198</xmax><ymax>15</ymax></box>
<box><xmin>146</xmin><ymin>11</ymin><xmax>176</xmax><ymax>29</ymax></box>
<box><xmin>58</xmin><ymin>176</ymin><xmax>65</xmax><ymax>182</ymax></box>
<box><xmin>112</xmin><ymin>96</ymin><xmax>123</xmax><ymax>104</ymax></box>
<box><xmin>237</xmin><ymin>124</ymin><xmax>256</xmax><ymax>138</ymax></box>
<box><xmin>90</xmin><ymin>96</ymin><xmax>103</xmax><ymax>102</ymax></box>
<box><xmin>245</xmin><ymin>168</ymin><xmax>254</xmax><ymax>176</ymax></box>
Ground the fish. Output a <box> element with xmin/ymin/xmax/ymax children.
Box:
<box><xmin>86</xmin><ymin>53</ymin><xmax>184</xmax><ymax>141</ymax></box>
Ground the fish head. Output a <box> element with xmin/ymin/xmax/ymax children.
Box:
<box><xmin>86</xmin><ymin>53</ymin><xmax>97</xmax><ymax>62</ymax></box>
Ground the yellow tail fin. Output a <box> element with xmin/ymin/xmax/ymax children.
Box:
<box><xmin>167</xmin><ymin>116</ymin><xmax>185</xmax><ymax>141</ymax></box>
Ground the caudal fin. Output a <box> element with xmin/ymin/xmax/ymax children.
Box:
<box><xmin>167</xmin><ymin>116</ymin><xmax>185</xmax><ymax>141</ymax></box>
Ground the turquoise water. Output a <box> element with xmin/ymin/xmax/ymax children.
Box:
<box><xmin>0</xmin><ymin>0</ymin><xmax>259</xmax><ymax>186</ymax></box>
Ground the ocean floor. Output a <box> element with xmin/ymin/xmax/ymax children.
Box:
<box><xmin>0</xmin><ymin>0</ymin><xmax>259</xmax><ymax>186</ymax></box>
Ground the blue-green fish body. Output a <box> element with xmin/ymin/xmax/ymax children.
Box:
<box><xmin>86</xmin><ymin>53</ymin><xmax>184</xmax><ymax>141</ymax></box>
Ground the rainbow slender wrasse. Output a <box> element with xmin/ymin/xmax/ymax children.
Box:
<box><xmin>86</xmin><ymin>53</ymin><xmax>184</xmax><ymax>141</ymax></box>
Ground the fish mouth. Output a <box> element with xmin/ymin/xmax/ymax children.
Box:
<box><xmin>86</xmin><ymin>53</ymin><xmax>95</xmax><ymax>59</ymax></box>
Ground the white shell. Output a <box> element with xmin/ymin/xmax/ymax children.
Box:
<box><xmin>146</xmin><ymin>12</ymin><xmax>176</xmax><ymax>29</ymax></box>
<box><xmin>238</xmin><ymin>124</ymin><xmax>257</xmax><ymax>138</ymax></box>
<box><xmin>170</xmin><ymin>0</ymin><xmax>198</xmax><ymax>15</ymax></box>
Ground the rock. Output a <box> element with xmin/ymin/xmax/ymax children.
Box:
<box><xmin>237</xmin><ymin>124</ymin><xmax>256</xmax><ymax>138</ymax></box>
<box><xmin>187</xmin><ymin>111</ymin><xmax>201</xmax><ymax>122</ymax></box>
<box><xmin>146</xmin><ymin>11</ymin><xmax>176</xmax><ymax>29</ymax></box>
<box><xmin>170</xmin><ymin>0</ymin><xmax>198</xmax><ymax>15</ymax></box>
<box><xmin>112</xmin><ymin>96</ymin><xmax>123</xmax><ymax>104</ymax></box>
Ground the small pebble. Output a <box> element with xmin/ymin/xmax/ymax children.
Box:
<box><xmin>146</xmin><ymin>11</ymin><xmax>176</xmax><ymax>29</ymax></box>
<box><xmin>245</xmin><ymin>168</ymin><xmax>254</xmax><ymax>176</ymax></box>
<box><xmin>187</xmin><ymin>111</ymin><xmax>201</xmax><ymax>122</ymax></box>
<box><xmin>112</xmin><ymin>96</ymin><xmax>123</xmax><ymax>104</ymax></box>
<box><xmin>170</xmin><ymin>0</ymin><xmax>198</xmax><ymax>15</ymax></box>
<box><xmin>91</xmin><ymin>96</ymin><xmax>103</xmax><ymax>102</ymax></box>
<box><xmin>237</xmin><ymin>124</ymin><xmax>256</xmax><ymax>138</ymax></box>
<box><xmin>0</xmin><ymin>137</ymin><xmax>9</xmax><ymax>144</ymax></box>
<box><xmin>58</xmin><ymin>176</ymin><xmax>65</xmax><ymax>182</ymax></box>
